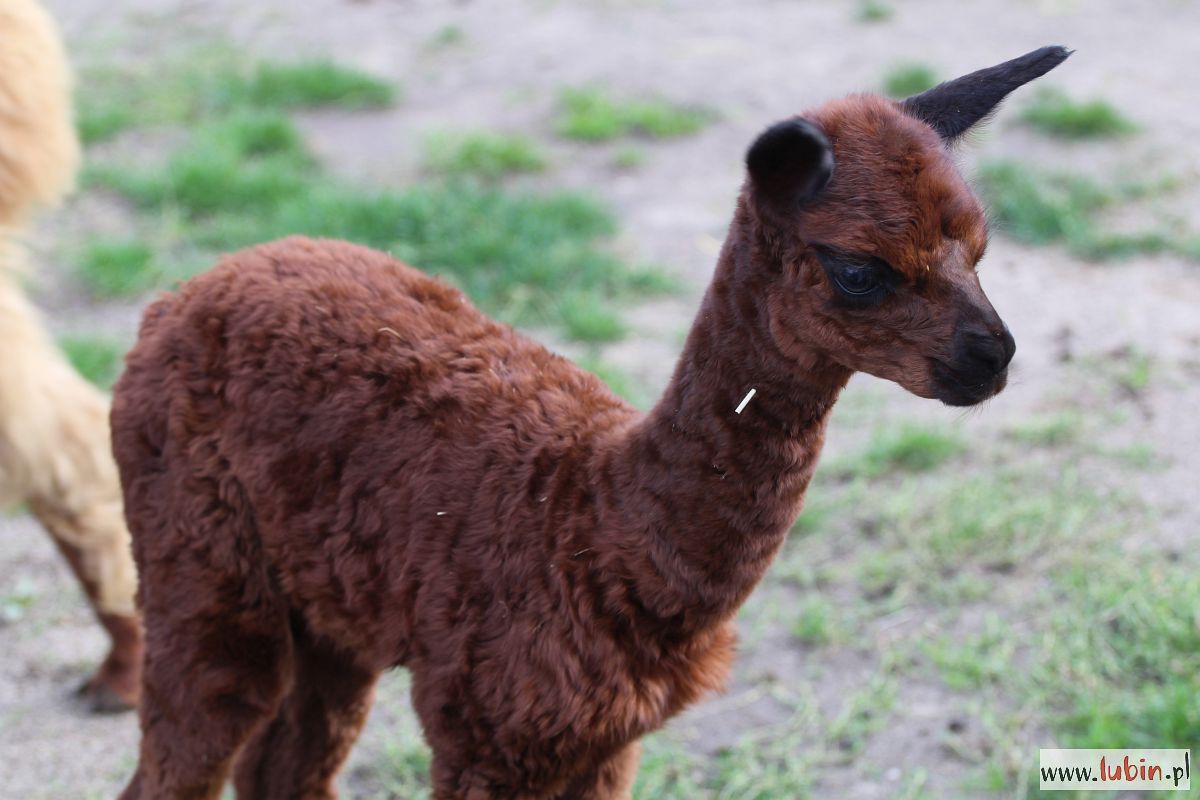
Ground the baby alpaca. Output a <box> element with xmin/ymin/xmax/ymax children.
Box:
<box><xmin>112</xmin><ymin>47</ymin><xmax>1069</xmax><ymax>798</ymax></box>
<box><xmin>0</xmin><ymin>0</ymin><xmax>140</xmax><ymax>711</ymax></box>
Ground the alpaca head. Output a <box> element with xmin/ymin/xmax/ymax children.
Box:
<box><xmin>745</xmin><ymin>46</ymin><xmax>1070</xmax><ymax>406</ymax></box>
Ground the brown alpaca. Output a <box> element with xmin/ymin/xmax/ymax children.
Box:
<box><xmin>0</xmin><ymin>0</ymin><xmax>141</xmax><ymax>711</ymax></box>
<box><xmin>112</xmin><ymin>47</ymin><xmax>1069</xmax><ymax>799</ymax></box>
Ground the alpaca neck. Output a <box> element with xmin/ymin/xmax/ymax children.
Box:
<box><xmin>606</xmin><ymin>203</ymin><xmax>851</xmax><ymax>629</ymax></box>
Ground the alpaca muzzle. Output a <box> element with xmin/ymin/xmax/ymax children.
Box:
<box><xmin>932</xmin><ymin>321</ymin><xmax>1015</xmax><ymax>406</ymax></box>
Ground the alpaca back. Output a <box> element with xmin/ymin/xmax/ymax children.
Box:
<box><xmin>0</xmin><ymin>0</ymin><xmax>80</xmax><ymax>231</ymax></box>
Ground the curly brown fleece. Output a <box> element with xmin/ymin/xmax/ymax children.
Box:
<box><xmin>112</xmin><ymin>47</ymin><xmax>1067</xmax><ymax>800</ymax></box>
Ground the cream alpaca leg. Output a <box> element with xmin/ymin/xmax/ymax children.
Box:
<box><xmin>0</xmin><ymin>269</ymin><xmax>141</xmax><ymax>710</ymax></box>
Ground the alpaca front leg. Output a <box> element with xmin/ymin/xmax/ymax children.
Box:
<box><xmin>426</xmin><ymin>740</ymin><xmax>643</xmax><ymax>800</ymax></box>
<box><xmin>232</xmin><ymin>627</ymin><xmax>378</xmax><ymax>800</ymax></box>
<box><xmin>553</xmin><ymin>741</ymin><xmax>642</xmax><ymax>800</ymax></box>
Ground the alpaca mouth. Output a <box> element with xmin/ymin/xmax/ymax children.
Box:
<box><xmin>931</xmin><ymin>361</ymin><xmax>1009</xmax><ymax>407</ymax></box>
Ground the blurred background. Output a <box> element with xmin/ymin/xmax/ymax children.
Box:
<box><xmin>2</xmin><ymin>0</ymin><xmax>1199</xmax><ymax>797</ymax></box>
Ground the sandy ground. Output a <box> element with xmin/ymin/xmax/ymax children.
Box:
<box><xmin>2</xmin><ymin>0</ymin><xmax>1198</xmax><ymax>797</ymax></box>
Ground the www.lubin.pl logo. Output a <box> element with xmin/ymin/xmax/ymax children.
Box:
<box><xmin>1040</xmin><ymin>749</ymin><xmax>1191</xmax><ymax>791</ymax></box>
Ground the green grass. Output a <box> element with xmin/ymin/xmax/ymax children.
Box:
<box><xmin>1116</xmin><ymin>349</ymin><xmax>1153</xmax><ymax>394</ymax></box>
<box><xmin>976</xmin><ymin>160</ymin><xmax>1198</xmax><ymax>261</ymax></box>
<box><xmin>423</xmin><ymin>131</ymin><xmax>547</xmax><ymax>181</ymax></box>
<box><xmin>73</xmin><ymin>49</ymin><xmax>685</xmax><ymax>347</ymax></box>
<box><xmin>856</xmin><ymin>0</ymin><xmax>893</xmax><ymax>22</ymax></box>
<box><xmin>923</xmin><ymin>471</ymin><xmax>1090</xmax><ymax>569</ymax></box>
<box><xmin>924</xmin><ymin>615</ymin><xmax>1015</xmax><ymax>690</ymax></box>
<box><xmin>213</xmin><ymin>111</ymin><xmax>310</xmax><ymax>157</ymax></box>
<box><xmin>79</xmin><ymin>52</ymin><xmax>672</xmax><ymax>343</ymax></box>
<box><xmin>709</xmin><ymin>732</ymin><xmax>816</xmax><ymax>799</ymax></box>
<box><xmin>799</xmin><ymin>404</ymin><xmax>1192</xmax><ymax>790</ymax></box>
<box><xmin>791</xmin><ymin>492</ymin><xmax>835</xmax><ymax>538</ymax></box>
<box><xmin>634</xmin><ymin>668</ymin><xmax>898</xmax><ymax>798</ymax></box>
<box><xmin>882</xmin><ymin>63</ymin><xmax>938</xmax><ymax>98</ymax></box>
<box><xmin>855</xmin><ymin>550</ymin><xmax>904</xmax><ymax>603</ymax></box>
<box><xmin>1007</xmin><ymin>411</ymin><xmax>1083</xmax><ymax>447</ymax></box>
<box><xmin>1020</xmin><ymin>88</ymin><xmax>1137</xmax><ymax>139</ymax></box>
<box><xmin>1105</xmin><ymin>442</ymin><xmax>1158</xmax><ymax>469</ymax></box>
<box><xmin>879</xmin><ymin>466</ymin><xmax>1107</xmax><ymax>577</ymax></box>
<box><xmin>346</xmin><ymin>673</ymin><xmax>433</xmax><ymax>798</ymax></box>
<box><xmin>856</xmin><ymin>423</ymin><xmax>966</xmax><ymax>477</ymax></box>
<box><xmin>791</xmin><ymin>595</ymin><xmax>838</xmax><ymax>645</ymax></box>
<box><xmin>611</xmin><ymin>146</ymin><xmax>645</xmax><ymax>170</ymax></box>
<box><xmin>976</xmin><ymin>162</ymin><xmax>1104</xmax><ymax>245</ymax></box>
<box><xmin>89</xmin><ymin>115</ymin><xmax>668</xmax><ymax>340</ymax></box>
<box><xmin>75</xmin><ymin>54</ymin><xmax>396</xmax><ymax>144</ymax></box>
<box><xmin>230</xmin><ymin>185</ymin><xmax>661</xmax><ymax>338</ymax></box>
<box><xmin>0</xmin><ymin>577</ymin><xmax>38</xmax><ymax>623</ymax></box>
<box><xmin>1042</xmin><ymin>565</ymin><xmax>1200</xmax><ymax>749</ymax></box>
<box><xmin>576</xmin><ymin>354</ymin><xmax>644</xmax><ymax>407</ymax></box>
<box><xmin>75</xmin><ymin>238</ymin><xmax>159</xmax><ymax>297</ymax></box>
<box><xmin>794</xmin><ymin>429</ymin><xmax>1186</xmax><ymax>796</ymax></box>
<box><xmin>633</xmin><ymin>737</ymin><xmax>705</xmax><ymax>799</ymax></box>
<box><xmin>428</xmin><ymin>24</ymin><xmax>466</xmax><ymax>48</ymax></box>
<box><xmin>369</xmin><ymin>737</ymin><xmax>433</xmax><ymax>799</ymax></box>
<box><xmin>224</xmin><ymin>59</ymin><xmax>395</xmax><ymax>110</ymax></box>
<box><xmin>77</xmin><ymin>104</ymin><xmax>137</xmax><ymax>145</ymax></box>
<box><xmin>75</xmin><ymin>62</ymin><xmax>201</xmax><ymax>143</ymax></box>
<box><xmin>59</xmin><ymin>335</ymin><xmax>124</xmax><ymax>389</ymax></box>
<box><xmin>559</xmin><ymin>293</ymin><xmax>626</xmax><ymax>342</ymax></box>
<box><xmin>90</xmin><ymin>111</ymin><xmax>313</xmax><ymax>216</ymax></box>
<box><xmin>828</xmin><ymin>672</ymin><xmax>897</xmax><ymax>756</ymax></box>
<box><xmin>556</xmin><ymin>87</ymin><xmax>711</xmax><ymax>142</ymax></box>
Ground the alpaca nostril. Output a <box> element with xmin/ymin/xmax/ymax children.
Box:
<box><xmin>998</xmin><ymin>325</ymin><xmax>1016</xmax><ymax>367</ymax></box>
<box><xmin>983</xmin><ymin>324</ymin><xmax>1016</xmax><ymax>369</ymax></box>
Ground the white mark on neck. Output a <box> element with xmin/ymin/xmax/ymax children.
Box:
<box><xmin>735</xmin><ymin>388</ymin><xmax>757</xmax><ymax>414</ymax></box>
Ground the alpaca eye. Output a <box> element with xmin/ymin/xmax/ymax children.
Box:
<box><xmin>832</xmin><ymin>263</ymin><xmax>878</xmax><ymax>296</ymax></box>
<box><xmin>814</xmin><ymin>247</ymin><xmax>896</xmax><ymax>305</ymax></box>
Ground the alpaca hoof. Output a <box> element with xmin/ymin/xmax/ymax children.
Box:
<box><xmin>76</xmin><ymin>674</ymin><xmax>137</xmax><ymax>714</ymax></box>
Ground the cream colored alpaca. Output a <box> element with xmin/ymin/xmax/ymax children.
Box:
<box><xmin>0</xmin><ymin>0</ymin><xmax>140</xmax><ymax>711</ymax></box>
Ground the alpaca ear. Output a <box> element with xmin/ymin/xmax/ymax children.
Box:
<box><xmin>903</xmin><ymin>45</ymin><xmax>1073</xmax><ymax>142</ymax></box>
<box><xmin>746</xmin><ymin>118</ymin><xmax>834</xmax><ymax>209</ymax></box>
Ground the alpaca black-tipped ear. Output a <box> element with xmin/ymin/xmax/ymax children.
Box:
<box><xmin>747</xmin><ymin>118</ymin><xmax>833</xmax><ymax>208</ymax></box>
<box><xmin>903</xmin><ymin>45</ymin><xmax>1073</xmax><ymax>142</ymax></box>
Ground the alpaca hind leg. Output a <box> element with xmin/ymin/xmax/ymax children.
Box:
<box><xmin>554</xmin><ymin>740</ymin><xmax>642</xmax><ymax>800</ymax></box>
<box><xmin>117</xmin><ymin>460</ymin><xmax>292</xmax><ymax>799</ymax></box>
<box><xmin>30</xmin><ymin>498</ymin><xmax>141</xmax><ymax>712</ymax></box>
<box><xmin>232</xmin><ymin>617</ymin><xmax>378</xmax><ymax>800</ymax></box>
<box><xmin>119</xmin><ymin>577</ymin><xmax>293</xmax><ymax>800</ymax></box>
